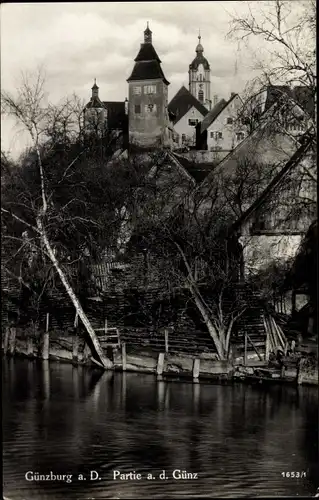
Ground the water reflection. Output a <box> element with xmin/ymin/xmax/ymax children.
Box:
<box><xmin>2</xmin><ymin>358</ymin><xmax>318</xmax><ymax>499</ymax></box>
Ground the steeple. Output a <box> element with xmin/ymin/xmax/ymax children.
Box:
<box><xmin>91</xmin><ymin>78</ymin><xmax>99</xmax><ymax>99</ymax></box>
<box><xmin>189</xmin><ymin>31</ymin><xmax>211</xmax><ymax>110</ymax></box>
<box><xmin>196</xmin><ymin>31</ymin><xmax>204</xmax><ymax>53</ymax></box>
<box><xmin>127</xmin><ymin>24</ymin><xmax>169</xmax><ymax>85</ymax></box>
<box><xmin>144</xmin><ymin>21</ymin><xmax>152</xmax><ymax>44</ymax></box>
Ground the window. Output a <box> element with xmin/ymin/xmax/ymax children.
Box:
<box><xmin>144</xmin><ymin>85</ymin><xmax>156</xmax><ymax>95</ymax></box>
<box><xmin>210</xmin><ymin>131</ymin><xmax>222</xmax><ymax>139</ymax></box>
<box><xmin>198</xmin><ymin>90</ymin><xmax>204</xmax><ymax>103</ymax></box>
<box><xmin>227</xmin><ymin>117</ymin><xmax>233</xmax><ymax>124</ymax></box>
<box><xmin>132</xmin><ymin>86</ymin><xmax>141</xmax><ymax>95</ymax></box>
<box><xmin>144</xmin><ymin>103</ymin><xmax>157</xmax><ymax>113</ymax></box>
<box><xmin>188</xmin><ymin>118</ymin><xmax>199</xmax><ymax>126</ymax></box>
<box><xmin>134</xmin><ymin>104</ymin><xmax>141</xmax><ymax>114</ymax></box>
<box><xmin>181</xmin><ymin>134</ymin><xmax>186</xmax><ymax>143</ymax></box>
<box><xmin>236</xmin><ymin>132</ymin><xmax>245</xmax><ymax>141</ymax></box>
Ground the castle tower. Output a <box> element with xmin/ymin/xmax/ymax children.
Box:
<box><xmin>83</xmin><ymin>79</ymin><xmax>107</xmax><ymax>134</ymax></box>
<box><xmin>127</xmin><ymin>23</ymin><xmax>170</xmax><ymax>148</ymax></box>
<box><xmin>189</xmin><ymin>33</ymin><xmax>211</xmax><ymax>110</ymax></box>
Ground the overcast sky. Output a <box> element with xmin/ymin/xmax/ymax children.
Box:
<box><xmin>0</xmin><ymin>1</ymin><xmax>303</xmax><ymax>157</ymax></box>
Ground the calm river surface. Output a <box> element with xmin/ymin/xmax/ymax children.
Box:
<box><xmin>2</xmin><ymin>358</ymin><xmax>318</xmax><ymax>499</ymax></box>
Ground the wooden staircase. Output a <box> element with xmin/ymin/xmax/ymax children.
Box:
<box><xmin>95</xmin><ymin>319</ymin><xmax>121</xmax><ymax>350</ymax></box>
<box><xmin>234</xmin><ymin>307</ymin><xmax>288</xmax><ymax>364</ymax></box>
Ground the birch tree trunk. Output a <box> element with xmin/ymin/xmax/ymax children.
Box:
<box><xmin>40</xmin><ymin>228</ymin><xmax>113</xmax><ymax>369</ymax></box>
<box><xmin>191</xmin><ymin>289</ymin><xmax>224</xmax><ymax>359</ymax></box>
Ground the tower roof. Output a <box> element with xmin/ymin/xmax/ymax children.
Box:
<box><xmin>127</xmin><ymin>24</ymin><xmax>169</xmax><ymax>85</ymax></box>
<box><xmin>189</xmin><ymin>34</ymin><xmax>210</xmax><ymax>71</ymax></box>
<box><xmin>92</xmin><ymin>78</ymin><xmax>99</xmax><ymax>90</ymax></box>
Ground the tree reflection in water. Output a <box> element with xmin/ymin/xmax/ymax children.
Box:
<box><xmin>2</xmin><ymin>359</ymin><xmax>318</xmax><ymax>499</ymax></box>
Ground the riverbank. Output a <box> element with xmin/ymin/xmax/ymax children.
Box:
<box><xmin>3</xmin><ymin>331</ymin><xmax>318</xmax><ymax>387</ymax></box>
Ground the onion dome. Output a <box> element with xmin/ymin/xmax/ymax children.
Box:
<box><xmin>189</xmin><ymin>34</ymin><xmax>210</xmax><ymax>71</ymax></box>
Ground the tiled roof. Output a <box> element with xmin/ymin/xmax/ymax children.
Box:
<box><xmin>264</xmin><ymin>85</ymin><xmax>291</xmax><ymax>111</ymax></box>
<box><xmin>168</xmin><ymin>86</ymin><xmax>208</xmax><ymax>124</ymax></box>
<box><xmin>134</xmin><ymin>43</ymin><xmax>161</xmax><ymax>63</ymax></box>
<box><xmin>172</xmin><ymin>153</ymin><xmax>216</xmax><ymax>183</ymax></box>
<box><xmin>265</xmin><ymin>85</ymin><xmax>315</xmax><ymax>118</ymax></box>
<box><xmin>199</xmin><ymin>98</ymin><xmax>228</xmax><ymax>133</ymax></box>
<box><xmin>84</xmin><ymin>97</ymin><xmax>106</xmax><ymax>109</ymax></box>
<box><xmin>292</xmin><ymin>86</ymin><xmax>315</xmax><ymax>118</ymax></box>
<box><xmin>127</xmin><ymin>60</ymin><xmax>169</xmax><ymax>85</ymax></box>
<box><xmin>127</xmin><ymin>42</ymin><xmax>169</xmax><ymax>85</ymax></box>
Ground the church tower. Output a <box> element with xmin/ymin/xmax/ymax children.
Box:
<box><xmin>83</xmin><ymin>79</ymin><xmax>107</xmax><ymax>135</ymax></box>
<box><xmin>189</xmin><ymin>33</ymin><xmax>211</xmax><ymax>110</ymax></box>
<box><xmin>127</xmin><ymin>23</ymin><xmax>170</xmax><ymax>148</ymax></box>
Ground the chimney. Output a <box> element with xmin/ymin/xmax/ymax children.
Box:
<box><xmin>231</xmin><ymin>92</ymin><xmax>236</xmax><ymax>98</ymax></box>
<box><xmin>213</xmin><ymin>94</ymin><xmax>218</xmax><ymax>106</ymax></box>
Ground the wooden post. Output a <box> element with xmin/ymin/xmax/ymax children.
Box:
<box><xmin>41</xmin><ymin>332</ymin><xmax>49</xmax><ymax>360</ymax></box>
<box><xmin>244</xmin><ymin>332</ymin><xmax>247</xmax><ymax>365</ymax></box>
<box><xmin>297</xmin><ymin>358</ymin><xmax>305</xmax><ymax>385</ymax></box>
<box><xmin>121</xmin><ymin>343</ymin><xmax>127</xmax><ymax>372</ymax></box>
<box><xmin>41</xmin><ymin>313</ymin><xmax>49</xmax><ymax>360</ymax></box>
<box><xmin>8</xmin><ymin>327</ymin><xmax>16</xmax><ymax>355</ymax></box>
<box><xmin>193</xmin><ymin>358</ymin><xmax>200</xmax><ymax>380</ymax></box>
<box><xmin>27</xmin><ymin>336</ymin><xmax>34</xmax><ymax>357</ymax></box>
<box><xmin>72</xmin><ymin>336</ymin><xmax>79</xmax><ymax>364</ymax></box>
<box><xmin>157</xmin><ymin>352</ymin><xmax>165</xmax><ymax>376</ymax></box>
<box><xmin>263</xmin><ymin>316</ymin><xmax>270</xmax><ymax>362</ymax></box>
<box><xmin>164</xmin><ymin>329</ymin><xmax>169</xmax><ymax>353</ymax></box>
<box><xmin>73</xmin><ymin>312</ymin><xmax>79</xmax><ymax>364</ymax></box>
<box><xmin>3</xmin><ymin>326</ymin><xmax>10</xmax><ymax>354</ymax></box>
<box><xmin>46</xmin><ymin>313</ymin><xmax>50</xmax><ymax>332</ymax></box>
<box><xmin>104</xmin><ymin>319</ymin><xmax>107</xmax><ymax>334</ymax></box>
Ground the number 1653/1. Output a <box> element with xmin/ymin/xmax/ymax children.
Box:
<box><xmin>281</xmin><ymin>471</ymin><xmax>307</xmax><ymax>478</ymax></box>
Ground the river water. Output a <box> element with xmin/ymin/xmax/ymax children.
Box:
<box><xmin>2</xmin><ymin>358</ymin><xmax>318</xmax><ymax>499</ymax></box>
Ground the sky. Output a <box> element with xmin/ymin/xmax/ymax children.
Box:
<box><xmin>0</xmin><ymin>1</ymin><xmax>304</xmax><ymax>157</ymax></box>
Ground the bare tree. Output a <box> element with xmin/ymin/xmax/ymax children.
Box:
<box><xmin>228</xmin><ymin>0</ymin><xmax>316</xmax><ymax>92</ymax></box>
<box><xmin>228</xmin><ymin>0</ymin><xmax>316</xmax><ymax>151</ymax></box>
<box><xmin>1</xmin><ymin>70</ymin><xmax>113</xmax><ymax>368</ymax></box>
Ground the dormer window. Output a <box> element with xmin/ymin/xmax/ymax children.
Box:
<box><xmin>227</xmin><ymin>117</ymin><xmax>233</xmax><ymax>124</ymax></box>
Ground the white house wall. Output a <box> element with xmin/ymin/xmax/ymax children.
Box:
<box><xmin>174</xmin><ymin>106</ymin><xmax>206</xmax><ymax>145</ymax></box>
<box><xmin>206</xmin><ymin>95</ymin><xmax>246</xmax><ymax>153</ymax></box>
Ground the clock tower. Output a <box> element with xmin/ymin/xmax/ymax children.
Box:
<box><xmin>189</xmin><ymin>33</ymin><xmax>211</xmax><ymax>110</ymax></box>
